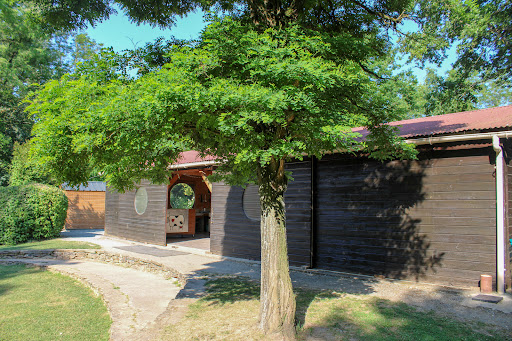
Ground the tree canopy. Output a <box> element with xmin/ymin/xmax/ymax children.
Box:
<box><xmin>28</xmin><ymin>18</ymin><xmax>416</xmax><ymax>190</ymax></box>
<box><xmin>28</xmin><ymin>16</ymin><xmax>417</xmax><ymax>338</ymax></box>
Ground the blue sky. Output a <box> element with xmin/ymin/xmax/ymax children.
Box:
<box><xmin>85</xmin><ymin>8</ymin><xmax>206</xmax><ymax>51</ymax></box>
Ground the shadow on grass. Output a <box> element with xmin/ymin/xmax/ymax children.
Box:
<box><xmin>0</xmin><ymin>264</ymin><xmax>42</xmax><ymax>296</ymax></box>
<box><xmin>199</xmin><ymin>277</ymin><xmax>508</xmax><ymax>341</ymax></box>
<box><xmin>203</xmin><ymin>277</ymin><xmax>260</xmax><ymax>304</ymax></box>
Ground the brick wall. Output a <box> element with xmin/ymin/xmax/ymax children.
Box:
<box><xmin>65</xmin><ymin>191</ymin><xmax>105</xmax><ymax>229</ymax></box>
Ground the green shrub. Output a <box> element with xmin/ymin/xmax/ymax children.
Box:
<box><xmin>0</xmin><ymin>184</ymin><xmax>68</xmax><ymax>245</ymax></box>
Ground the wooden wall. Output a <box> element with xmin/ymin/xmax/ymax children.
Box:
<box><xmin>210</xmin><ymin>161</ymin><xmax>312</xmax><ymax>267</ymax></box>
<box><xmin>65</xmin><ymin>191</ymin><xmax>105</xmax><ymax>229</ymax></box>
<box><xmin>105</xmin><ymin>181</ymin><xmax>167</xmax><ymax>245</ymax></box>
<box><xmin>314</xmin><ymin>147</ymin><xmax>497</xmax><ymax>287</ymax></box>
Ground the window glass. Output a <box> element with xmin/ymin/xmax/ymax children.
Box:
<box><xmin>170</xmin><ymin>183</ymin><xmax>195</xmax><ymax>209</ymax></box>
<box><xmin>134</xmin><ymin>187</ymin><xmax>148</xmax><ymax>215</ymax></box>
<box><xmin>243</xmin><ymin>185</ymin><xmax>261</xmax><ymax>221</ymax></box>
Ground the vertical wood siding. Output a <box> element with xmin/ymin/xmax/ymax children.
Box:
<box><xmin>65</xmin><ymin>191</ymin><xmax>105</xmax><ymax>229</ymax></box>
<box><xmin>105</xmin><ymin>181</ymin><xmax>167</xmax><ymax>245</ymax></box>
<box><xmin>210</xmin><ymin>161</ymin><xmax>312</xmax><ymax>267</ymax></box>
<box><xmin>314</xmin><ymin>148</ymin><xmax>497</xmax><ymax>287</ymax></box>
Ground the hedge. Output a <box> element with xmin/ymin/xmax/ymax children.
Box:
<box><xmin>0</xmin><ymin>184</ymin><xmax>68</xmax><ymax>245</ymax></box>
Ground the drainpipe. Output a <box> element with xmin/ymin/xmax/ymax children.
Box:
<box><xmin>492</xmin><ymin>135</ymin><xmax>506</xmax><ymax>294</ymax></box>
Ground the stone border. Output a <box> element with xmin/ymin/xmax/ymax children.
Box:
<box><xmin>0</xmin><ymin>249</ymin><xmax>187</xmax><ymax>286</ymax></box>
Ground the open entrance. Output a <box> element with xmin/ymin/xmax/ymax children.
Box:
<box><xmin>165</xmin><ymin>168</ymin><xmax>212</xmax><ymax>251</ymax></box>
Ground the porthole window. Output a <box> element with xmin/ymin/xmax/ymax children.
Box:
<box><xmin>134</xmin><ymin>187</ymin><xmax>148</xmax><ymax>215</ymax></box>
<box><xmin>243</xmin><ymin>185</ymin><xmax>261</xmax><ymax>221</ymax></box>
<box><xmin>170</xmin><ymin>183</ymin><xmax>195</xmax><ymax>209</ymax></box>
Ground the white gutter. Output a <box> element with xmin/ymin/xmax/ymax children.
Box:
<box><xmin>405</xmin><ymin>130</ymin><xmax>512</xmax><ymax>145</ymax></box>
<box><xmin>493</xmin><ymin>135</ymin><xmax>506</xmax><ymax>294</ymax></box>
<box><xmin>168</xmin><ymin>160</ymin><xmax>218</xmax><ymax>170</ymax></box>
<box><xmin>405</xmin><ymin>130</ymin><xmax>511</xmax><ymax>294</ymax></box>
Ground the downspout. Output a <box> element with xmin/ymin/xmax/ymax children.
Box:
<box><xmin>492</xmin><ymin>135</ymin><xmax>506</xmax><ymax>294</ymax></box>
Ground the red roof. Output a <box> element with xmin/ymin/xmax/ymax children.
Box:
<box><xmin>174</xmin><ymin>151</ymin><xmax>217</xmax><ymax>165</ymax></box>
<box><xmin>174</xmin><ymin>106</ymin><xmax>512</xmax><ymax>167</ymax></box>
<box><xmin>353</xmin><ymin>105</ymin><xmax>512</xmax><ymax>138</ymax></box>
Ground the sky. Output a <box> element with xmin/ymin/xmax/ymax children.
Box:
<box><xmin>85</xmin><ymin>8</ymin><xmax>206</xmax><ymax>52</ymax></box>
<box><xmin>85</xmin><ymin>9</ymin><xmax>455</xmax><ymax>83</ymax></box>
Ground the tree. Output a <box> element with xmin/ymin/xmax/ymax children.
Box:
<box><xmin>28</xmin><ymin>17</ymin><xmax>417</xmax><ymax>339</ymax></box>
<box><xmin>8</xmin><ymin>141</ymin><xmax>55</xmax><ymax>186</ymax></box>
<box><xmin>0</xmin><ymin>0</ymin><xmax>71</xmax><ymax>184</ymax></box>
<box><xmin>398</xmin><ymin>0</ymin><xmax>512</xmax><ymax>114</ymax></box>
<box><xmin>0</xmin><ymin>0</ymin><xmax>105</xmax><ymax>185</ymax></box>
<box><xmin>72</xmin><ymin>32</ymin><xmax>104</xmax><ymax>67</ymax></box>
<box><xmin>404</xmin><ymin>0</ymin><xmax>512</xmax><ymax>82</ymax></box>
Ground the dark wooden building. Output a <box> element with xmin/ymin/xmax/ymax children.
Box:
<box><xmin>105</xmin><ymin>106</ymin><xmax>512</xmax><ymax>291</ymax></box>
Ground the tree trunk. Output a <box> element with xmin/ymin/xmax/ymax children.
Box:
<box><xmin>257</xmin><ymin>158</ymin><xmax>296</xmax><ymax>340</ymax></box>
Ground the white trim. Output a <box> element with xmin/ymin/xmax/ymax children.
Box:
<box><xmin>168</xmin><ymin>160</ymin><xmax>218</xmax><ymax>170</ymax></box>
<box><xmin>405</xmin><ymin>130</ymin><xmax>512</xmax><ymax>145</ymax></box>
<box><xmin>493</xmin><ymin>135</ymin><xmax>506</xmax><ymax>294</ymax></box>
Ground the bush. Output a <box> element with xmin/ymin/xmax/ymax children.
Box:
<box><xmin>0</xmin><ymin>184</ymin><xmax>68</xmax><ymax>245</ymax></box>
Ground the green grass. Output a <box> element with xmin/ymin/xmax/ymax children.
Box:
<box><xmin>0</xmin><ymin>239</ymin><xmax>101</xmax><ymax>250</ymax></box>
<box><xmin>0</xmin><ymin>264</ymin><xmax>111</xmax><ymax>340</ymax></box>
<box><xmin>162</xmin><ymin>276</ymin><xmax>510</xmax><ymax>341</ymax></box>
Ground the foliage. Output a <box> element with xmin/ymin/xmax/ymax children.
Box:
<box><xmin>398</xmin><ymin>0</ymin><xmax>512</xmax><ymax>114</ymax></box>
<box><xmin>0</xmin><ymin>184</ymin><xmax>68</xmax><ymax>245</ymax></box>
<box><xmin>27</xmin><ymin>0</ymin><xmax>414</xmax><ymax>32</ymax></box>
<box><xmin>170</xmin><ymin>183</ymin><xmax>195</xmax><ymax>209</ymax></box>
<box><xmin>8</xmin><ymin>141</ymin><xmax>55</xmax><ymax>185</ymax></box>
<box><xmin>0</xmin><ymin>0</ymin><xmax>103</xmax><ymax>185</ymax></box>
<box><xmin>406</xmin><ymin>0</ymin><xmax>512</xmax><ymax>82</ymax></box>
<box><xmin>72</xmin><ymin>32</ymin><xmax>104</xmax><ymax>67</ymax></box>
<box><xmin>422</xmin><ymin>68</ymin><xmax>479</xmax><ymax>116</ymax></box>
<box><xmin>0</xmin><ymin>264</ymin><xmax>111</xmax><ymax>340</ymax></box>
<box><xmin>28</xmin><ymin>18</ymin><xmax>417</xmax><ymax>190</ymax></box>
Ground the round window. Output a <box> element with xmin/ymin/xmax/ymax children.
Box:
<box><xmin>170</xmin><ymin>183</ymin><xmax>195</xmax><ymax>209</ymax></box>
<box><xmin>134</xmin><ymin>187</ymin><xmax>148</xmax><ymax>215</ymax></box>
<box><xmin>243</xmin><ymin>185</ymin><xmax>261</xmax><ymax>221</ymax></box>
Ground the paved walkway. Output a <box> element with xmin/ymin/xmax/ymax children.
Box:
<box><xmin>2</xmin><ymin>229</ymin><xmax>511</xmax><ymax>340</ymax></box>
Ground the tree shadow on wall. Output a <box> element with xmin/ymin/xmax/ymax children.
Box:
<box><xmin>317</xmin><ymin>156</ymin><xmax>444</xmax><ymax>281</ymax></box>
<box><xmin>354</xmin><ymin>159</ymin><xmax>444</xmax><ymax>280</ymax></box>
<box><xmin>66</xmin><ymin>194</ymin><xmax>105</xmax><ymax>229</ymax></box>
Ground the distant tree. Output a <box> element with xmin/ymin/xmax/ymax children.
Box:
<box><xmin>406</xmin><ymin>0</ymin><xmax>512</xmax><ymax>82</ymax></box>
<box><xmin>400</xmin><ymin>0</ymin><xmax>512</xmax><ymax>114</ymax></box>
<box><xmin>8</xmin><ymin>141</ymin><xmax>55</xmax><ymax>186</ymax></box>
<box><xmin>477</xmin><ymin>79</ymin><xmax>512</xmax><ymax>108</ymax></box>
<box><xmin>72</xmin><ymin>32</ymin><xmax>103</xmax><ymax>67</ymax></box>
<box><xmin>0</xmin><ymin>0</ymin><xmax>103</xmax><ymax>185</ymax></box>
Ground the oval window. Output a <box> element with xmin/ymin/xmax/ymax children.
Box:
<box><xmin>170</xmin><ymin>183</ymin><xmax>195</xmax><ymax>209</ymax></box>
<box><xmin>134</xmin><ymin>187</ymin><xmax>148</xmax><ymax>215</ymax></box>
<box><xmin>243</xmin><ymin>185</ymin><xmax>261</xmax><ymax>221</ymax></box>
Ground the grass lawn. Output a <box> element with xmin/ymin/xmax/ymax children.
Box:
<box><xmin>0</xmin><ymin>264</ymin><xmax>111</xmax><ymax>340</ymax></box>
<box><xmin>162</xmin><ymin>277</ymin><xmax>510</xmax><ymax>341</ymax></box>
<box><xmin>0</xmin><ymin>239</ymin><xmax>101</xmax><ymax>250</ymax></box>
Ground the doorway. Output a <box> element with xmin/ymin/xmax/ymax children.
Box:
<box><xmin>165</xmin><ymin>168</ymin><xmax>212</xmax><ymax>250</ymax></box>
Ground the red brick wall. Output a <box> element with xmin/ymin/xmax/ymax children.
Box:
<box><xmin>65</xmin><ymin>191</ymin><xmax>105</xmax><ymax>229</ymax></box>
